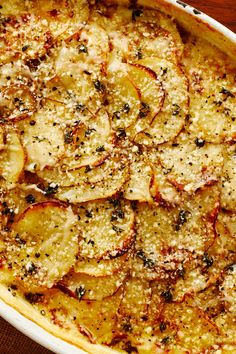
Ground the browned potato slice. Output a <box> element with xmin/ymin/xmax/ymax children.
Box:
<box><xmin>107</xmin><ymin>72</ymin><xmax>140</xmax><ymax>130</ymax></box>
<box><xmin>126</xmin><ymin>64</ymin><xmax>164</xmax><ymax>137</ymax></box>
<box><xmin>27</xmin><ymin>0</ymin><xmax>89</xmax><ymax>40</ymax></box>
<box><xmin>61</xmin><ymin>109</ymin><xmax>114</xmax><ymax>169</ymax></box>
<box><xmin>76</xmin><ymin>199</ymin><xmax>134</xmax><ymax>259</ymax></box>
<box><xmin>134</xmin><ymin>57</ymin><xmax>189</xmax><ymax>145</ymax></box>
<box><xmin>220</xmin><ymin>265</ymin><xmax>236</xmax><ymax>313</ymax></box>
<box><xmin>220</xmin><ymin>148</ymin><xmax>236</xmax><ymax>210</ymax></box>
<box><xmin>183</xmin><ymin>38</ymin><xmax>236</xmax><ymax>143</ymax></box>
<box><xmin>0</xmin><ymin>127</ymin><xmax>25</xmax><ymax>184</ymax></box>
<box><xmin>55</xmin><ymin>155</ymin><xmax>129</xmax><ymax>203</ymax></box>
<box><xmin>0</xmin><ymin>84</ymin><xmax>36</xmax><ymax>122</ymax></box>
<box><xmin>37</xmin><ymin>288</ymin><xmax>122</xmax><ymax>345</ymax></box>
<box><xmin>61</xmin><ymin>268</ymin><xmax>127</xmax><ymax>301</ymax></box>
<box><xmin>157</xmin><ymin>135</ymin><xmax>223</xmax><ymax>193</ymax></box>
<box><xmin>124</xmin><ymin>153</ymin><xmax>154</xmax><ymax>203</ymax></box>
<box><xmin>6</xmin><ymin>201</ymin><xmax>80</xmax><ymax>291</ymax></box>
<box><xmin>74</xmin><ymin>252</ymin><xmax>130</xmax><ymax>276</ymax></box>
<box><xmin>1</xmin><ymin>14</ymin><xmax>53</xmax><ymax>60</ymax></box>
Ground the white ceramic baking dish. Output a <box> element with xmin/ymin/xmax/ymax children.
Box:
<box><xmin>0</xmin><ymin>1</ymin><xmax>236</xmax><ymax>353</ymax></box>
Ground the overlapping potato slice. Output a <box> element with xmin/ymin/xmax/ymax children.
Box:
<box><xmin>124</xmin><ymin>153</ymin><xmax>154</xmax><ymax>202</ymax></box>
<box><xmin>37</xmin><ymin>151</ymin><xmax>123</xmax><ymax>188</ymax></box>
<box><xmin>126</xmin><ymin>64</ymin><xmax>164</xmax><ymax>137</ymax></box>
<box><xmin>38</xmin><ymin>288</ymin><xmax>122</xmax><ymax>345</ymax></box>
<box><xmin>159</xmin><ymin>300</ymin><xmax>219</xmax><ymax>351</ymax></box>
<box><xmin>1</xmin><ymin>13</ymin><xmax>53</xmax><ymax>60</ymax></box>
<box><xmin>110</xmin><ymin>9</ymin><xmax>181</xmax><ymax>63</ymax></box>
<box><xmin>134</xmin><ymin>57</ymin><xmax>188</xmax><ymax>145</ymax></box>
<box><xmin>26</xmin><ymin>0</ymin><xmax>89</xmax><ymax>41</ymax></box>
<box><xmin>17</xmin><ymin>103</ymin><xmax>65</xmax><ymax>171</ymax></box>
<box><xmin>107</xmin><ymin>71</ymin><xmax>140</xmax><ymax>130</ymax></box>
<box><xmin>61</xmin><ymin>267</ymin><xmax>127</xmax><ymax>301</ymax></box>
<box><xmin>0</xmin><ymin>127</ymin><xmax>25</xmax><ymax>184</ymax></box>
<box><xmin>157</xmin><ymin>134</ymin><xmax>223</xmax><ymax>193</ymax></box>
<box><xmin>220</xmin><ymin>147</ymin><xmax>236</xmax><ymax>210</ymax></box>
<box><xmin>55</xmin><ymin>23</ymin><xmax>109</xmax><ymax>113</ymax></box>
<box><xmin>183</xmin><ymin>38</ymin><xmax>236</xmax><ymax>143</ymax></box>
<box><xmin>61</xmin><ymin>109</ymin><xmax>114</xmax><ymax>169</ymax></box>
<box><xmin>134</xmin><ymin>187</ymin><xmax>219</xmax><ymax>280</ymax></box>
<box><xmin>76</xmin><ymin>199</ymin><xmax>134</xmax><ymax>259</ymax></box>
<box><xmin>55</xmin><ymin>154</ymin><xmax>129</xmax><ymax>203</ymax></box>
<box><xmin>6</xmin><ymin>201</ymin><xmax>79</xmax><ymax>291</ymax></box>
<box><xmin>117</xmin><ymin>277</ymin><xmax>151</xmax><ymax>337</ymax></box>
<box><xmin>74</xmin><ymin>252</ymin><xmax>130</xmax><ymax>276</ymax></box>
<box><xmin>0</xmin><ymin>84</ymin><xmax>36</xmax><ymax>122</ymax></box>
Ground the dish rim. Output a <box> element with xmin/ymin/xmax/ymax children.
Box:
<box><xmin>0</xmin><ymin>1</ymin><xmax>236</xmax><ymax>353</ymax></box>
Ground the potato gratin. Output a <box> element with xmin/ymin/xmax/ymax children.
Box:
<box><xmin>0</xmin><ymin>0</ymin><xmax>236</xmax><ymax>353</ymax></box>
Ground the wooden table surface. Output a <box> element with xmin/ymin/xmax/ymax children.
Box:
<box><xmin>0</xmin><ymin>1</ymin><xmax>235</xmax><ymax>354</ymax></box>
<box><xmin>187</xmin><ymin>0</ymin><xmax>236</xmax><ymax>33</ymax></box>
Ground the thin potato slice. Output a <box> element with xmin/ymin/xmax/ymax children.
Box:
<box><xmin>183</xmin><ymin>38</ymin><xmax>236</xmax><ymax>143</ymax></box>
<box><xmin>107</xmin><ymin>72</ymin><xmax>140</xmax><ymax>130</ymax></box>
<box><xmin>6</xmin><ymin>201</ymin><xmax>79</xmax><ymax>291</ymax></box>
<box><xmin>76</xmin><ymin>199</ymin><xmax>134</xmax><ymax>259</ymax></box>
<box><xmin>126</xmin><ymin>63</ymin><xmax>164</xmax><ymax>137</ymax></box>
<box><xmin>117</xmin><ymin>277</ymin><xmax>152</xmax><ymax>335</ymax></box>
<box><xmin>0</xmin><ymin>127</ymin><xmax>25</xmax><ymax>184</ymax></box>
<box><xmin>220</xmin><ymin>148</ymin><xmax>236</xmax><ymax>210</ymax></box>
<box><xmin>61</xmin><ymin>268</ymin><xmax>127</xmax><ymax>301</ymax></box>
<box><xmin>38</xmin><ymin>288</ymin><xmax>122</xmax><ymax>345</ymax></box>
<box><xmin>37</xmin><ymin>152</ymin><xmax>124</xmax><ymax>187</ymax></box>
<box><xmin>134</xmin><ymin>187</ymin><xmax>219</xmax><ymax>280</ymax></box>
<box><xmin>1</xmin><ymin>14</ymin><xmax>53</xmax><ymax>60</ymax></box>
<box><xmin>157</xmin><ymin>136</ymin><xmax>223</xmax><ymax>193</ymax></box>
<box><xmin>55</xmin><ymin>156</ymin><xmax>129</xmax><ymax>203</ymax></box>
<box><xmin>74</xmin><ymin>252</ymin><xmax>130</xmax><ymax>276</ymax></box>
<box><xmin>61</xmin><ymin>109</ymin><xmax>114</xmax><ymax>169</ymax></box>
<box><xmin>160</xmin><ymin>300</ymin><xmax>219</xmax><ymax>351</ymax></box>
<box><xmin>124</xmin><ymin>154</ymin><xmax>154</xmax><ymax>203</ymax></box>
<box><xmin>17</xmin><ymin>107</ymin><xmax>65</xmax><ymax>171</ymax></box>
<box><xmin>0</xmin><ymin>84</ymin><xmax>36</xmax><ymax>122</ymax></box>
<box><xmin>134</xmin><ymin>57</ymin><xmax>188</xmax><ymax>145</ymax></box>
<box><xmin>27</xmin><ymin>0</ymin><xmax>89</xmax><ymax>41</ymax></box>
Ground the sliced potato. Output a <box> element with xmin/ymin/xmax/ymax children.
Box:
<box><xmin>76</xmin><ymin>199</ymin><xmax>134</xmax><ymax>259</ymax></box>
<box><xmin>135</xmin><ymin>187</ymin><xmax>219</xmax><ymax>279</ymax></box>
<box><xmin>17</xmin><ymin>105</ymin><xmax>65</xmax><ymax>171</ymax></box>
<box><xmin>107</xmin><ymin>72</ymin><xmax>140</xmax><ymax>130</ymax></box>
<box><xmin>6</xmin><ymin>201</ymin><xmax>80</xmax><ymax>291</ymax></box>
<box><xmin>161</xmin><ymin>300</ymin><xmax>218</xmax><ymax>351</ymax></box>
<box><xmin>183</xmin><ymin>38</ymin><xmax>236</xmax><ymax>143</ymax></box>
<box><xmin>61</xmin><ymin>109</ymin><xmax>114</xmax><ymax>169</ymax></box>
<box><xmin>126</xmin><ymin>63</ymin><xmax>164</xmax><ymax>137</ymax></box>
<box><xmin>27</xmin><ymin>0</ymin><xmax>89</xmax><ymax>40</ymax></box>
<box><xmin>74</xmin><ymin>252</ymin><xmax>130</xmax><ymax>276</ymax></box>
<box><xmin>118</xmin><ymin>277</ymin><xmax>151</xmax><ymax>327</ymax></box>
<box><xmin>61</xmin><ymin>268</ymin><xmax>127</xmax><ymax>301</ymax></box>
<box><xmin>134</xmin><ymin>57</ymin><xmax>189</xmax><ymax>145</ymax></box>
<box><xmin>0</xmin><ymin>84</ymin><xmax>36</xmax><ymax>122</ymax></box>
<box><xmin>220</xmin><ymin>148</ymin><xmax>236</xmax><ymax>210</ymax></box>
<box><xmin>157</xmin><ymin>135</ymin><xmax>223</xmax><ymax>193</ymax></box>
<box><xmin>1</xmin><ymin>14</ymin><xmax>53</xmax><ymax>60</ymax></box>
<box><xmin>55</xmin><ymin>155</ymin><xmax>129</xmax><ymax>203</ymax></box>
<box><xmin>0</xmin><ymin>127</ymin><xmax>25</xmax><ymax>184</ymax></box>
<box><xmin>124</xmin><ymin>154</ymin><xmax>154</xmax><ymax>202</ymax></box>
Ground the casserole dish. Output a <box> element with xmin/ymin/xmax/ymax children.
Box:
<box><xmin>0</xmin><ymin>1</ymin><xmax>236</xmax><ymax>353</ymax></box>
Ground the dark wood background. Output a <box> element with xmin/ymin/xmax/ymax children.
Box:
<box><xmin>187</xmin><ymin>0</ymin><xmax>236</xmax><ymax>32</ymax></box>
<box><xmin>0</xmin><ymin>1</ymin><xmax>235</xmax><ymax>354</ymax></box>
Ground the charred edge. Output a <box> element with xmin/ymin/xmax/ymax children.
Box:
<box><xmin>176</xmin><ymin>0</ymin><xmax>187</xmax><ymax>8</ymax></box>
<box><xmin>193</xmin><ymin>8</ymin><xmax>201</xmax><ymax>15</ymax></box>
<box><xmin>54</xmin><ymin>282</ymin><xmax>77</xmax><ymax>299</ymax></box>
